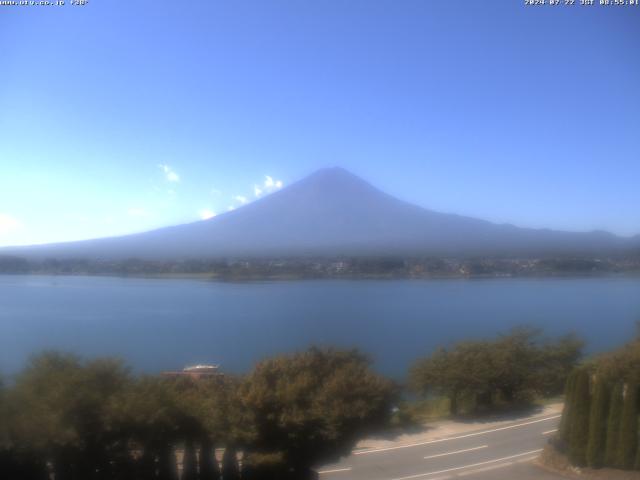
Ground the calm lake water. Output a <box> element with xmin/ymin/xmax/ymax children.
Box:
<box><xmin>1</xmin><ymin>275</ymin><xmax>639</xmax><ymax>379</ymax></box>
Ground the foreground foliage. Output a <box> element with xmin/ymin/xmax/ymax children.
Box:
<box><xmin>558</xmin><ymin>333</ymin><xmax>640</xmax><ymax>471</ymax></box>
<box><xmin>0</xmin><ymin>348</ymin><xmax>395</xmax><ymax>480</ymax></box>
<box><xmin>238</xmin><ymin>348</ymin><xmax>397</xmax><ymax>478</ymax></box>
<box><xmin>409</xmin><ymin>328</ymin><xmax>583</xmax><ymax>415</ymax></box>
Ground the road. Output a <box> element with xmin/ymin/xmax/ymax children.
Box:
<box><xmin>317</xmin><ymin>413</ymin><xmax>564</xmax><ymax>480</ymax></box>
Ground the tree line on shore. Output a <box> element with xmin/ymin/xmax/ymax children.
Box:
<box><xmin>2</xmin><ymin>254</ymin><xmax>640</xmax><ymax>279</ymax></box>
<box><xmin>556</xmin><ymin>332</ymin><xmax>640</xmax><ymax>471</ymax></box>
<box><xmin>409</xmin><ymin>328</ymin><xmax>583</xmax><ymax>415</ymax></box>
<box><xmin>0</xmin><ymin>328</ymin><xmax>583</xmax><ymax>480</ymax></box>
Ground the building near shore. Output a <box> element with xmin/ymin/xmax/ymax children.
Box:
<box><xmin>161</xmin><ymin>364</ymin><xmax>222</xmax><ymax>379</ymax></box>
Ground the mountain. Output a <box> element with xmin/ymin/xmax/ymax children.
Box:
<box><xmin>3</xmin><ymin>167</ymin><xmax>639</xmax><ymax>260</ymax></box>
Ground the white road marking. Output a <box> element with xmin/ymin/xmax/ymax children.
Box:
<box><xmin>516</xmin><ymin>455</ymin><xmax>540</xmax><ymax>463</ymax></box>
<box><xmin>542</xmin><ymin>429</ymin><xmax>558</xmax><ymax>435</ymax></box>
<box><xmin>381</xmin><ymin>456</ymin><xmax>540</xmax><ymax>480</ymax></box>
<box><xmin>388</xmin><ymin>449</ymin><xmax>543</xmax><ymax>480</ymax></box>
<box><xmin>355</xmin><ymin>415</ymin><xmax>560</xmax><ymax>455</ymax></box>
<box><xmin>457</xmin><ymin>456</ymin><xmax>537</xmax><ymax>476</ymax></box>
<box><xmin>457</xmin><ymin>461</ymin><xmax>513</xmax><ymax>476</ymax></box>
<box><xmin>423</xmin><ymin>445</ymin><xmax>488</xmax><ymax>460</ymax></box>
<box><xmin>317</xmin><ymin>467</ymin><xmax>353</xmax><ymax>475</ymax></box>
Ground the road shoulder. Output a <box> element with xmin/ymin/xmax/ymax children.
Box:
<box><xmin>354</xmin><ymin>403</ymin><xmax>563</xmax><ymax>454</ymax></box>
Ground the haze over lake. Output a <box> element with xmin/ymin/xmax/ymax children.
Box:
<box><xmin>1</xmin><ymin>275</ymin><xmax>639</xmax><ymax>378</ymax></box>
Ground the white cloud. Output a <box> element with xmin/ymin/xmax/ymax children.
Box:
<box><xmin>263</xmin><ymin>175</ymin><xmax>284</xmax><ymax>192</ymax></box>
<box><xmin>211</xmin><ymin>188</ymin><xmax>222</xmax><ymax>196</ymax></box>
<box><xmin>0</xmin><ymin>213</ymin><xmax>21</xmax><ymax>234</ymax></box>
<box><xmin>158</xmin><ymin>164</ymin><xmax>180</xmax><ymax>183</ymax></box>
<box><xmin>200</xmin><ymin>209</ymin><xmax>216</xmax><ymax>220</ymax></box>
<box><xmin>211</xmin><ymin>176</ymin><xmax>283</xmax><ymax>215</ymax></box>
<box><xmin>127</xmin><ymin>208</ymin><xmax>148</xmax><ymax>217</ymax></box>
<box><xmin>264</xmin><ymin>175</ymin><xmax>275</xmax><ymax>188</ymax></box>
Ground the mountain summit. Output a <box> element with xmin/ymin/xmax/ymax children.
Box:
<box><xmin>4</xmin><ymin>167</ymin><xmax>637</xmax><ymax>259</ymax></box>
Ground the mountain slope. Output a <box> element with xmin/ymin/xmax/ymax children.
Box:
<box><xmin>3</xmin><ymin>167</ymin><xmax>638</xmax><ymax>259</ymax></box>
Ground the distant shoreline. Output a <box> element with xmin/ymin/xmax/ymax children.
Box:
<box><xmin>1</xmin><ymin>254</ymin><xmax>639</xmax><ymax>282</ymax></box>
<box><xmin>2</xmin><ymin>270</ymin><xmax>640</xmax><ymax>284</ymax></box>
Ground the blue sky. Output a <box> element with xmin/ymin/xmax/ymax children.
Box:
<box><xmin>1</xmin><ymin>1</ymin><xmax>639</xmax><ymax>246</ymax></box>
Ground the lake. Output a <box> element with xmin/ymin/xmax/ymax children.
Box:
<box><xmin>1</xmin><ymin>275</ymin><xmax>639</xmax><ymax>379</ymax></box>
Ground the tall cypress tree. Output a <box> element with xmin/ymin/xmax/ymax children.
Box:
<box><xmin>569</xmin><ymin>369</ymin><xmax>591</xmax><ymax>467</ymax></box>
<box><xmin>617</xmin><ymin>381</ymin><xmax>639</xmax><ymax>469</ymax></box>
<box><xmin>587</xmin><ymin>376</ymin><xmax>610</xmax><ymax>468</ymax></box>
<box><xmin>605</xmin><ymin>383</ymin><xmax>624</xmax><ymax>467</ymax></box>
<box><xmin>559</xmin><ymin>371</ymin><xmax>578</xmax><ymax>444</ymax></box>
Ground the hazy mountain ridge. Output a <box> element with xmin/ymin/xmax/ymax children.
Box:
<box><xmin>3</xmin><ymin>167</ymin><xmax>639</xmax><ymax>260</ymax></box>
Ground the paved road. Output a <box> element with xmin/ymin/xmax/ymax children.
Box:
<box><xmin>317</xmin><ymin>414</ymin><xmax>564</xmax><ymax>480</ymax></box>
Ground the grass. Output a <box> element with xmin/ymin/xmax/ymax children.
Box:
<box><xmin>391</xmin><ymin>394</ymin><xmax>565</xmax><ymax>430</ymax></box>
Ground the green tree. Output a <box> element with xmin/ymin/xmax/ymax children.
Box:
<box><xmin>411</xmin><ymin>328</ymin><xmax>583</xmax><ymax>416</ymax></box>
<box><xmin>617</xmin><ymin>380</ymin><xmax>639</xmax><ymax>469</ymax></box>
<box><xmin>586</xmin><ymin>376</ymin><xmax>610</xmax><ymax>468</ymax></box>
<box><xmin>597</xmin><ymin>337</ymin><xmax>640</xmax><ymax>383</ymax></box>
<box><xmin>114</xmin><ymin>377</ymin><xmax>183</xmax><ymax>480</ymax></box>
<box><xmin>172</xmin><ymin>376</ymin><xmax>240</xmax><ymax>480</ymax></box>
<box><xmin>558</xmin><ymin>371</ymin><xmax>577</xmax><ymax>444</ymax></box>
<box><xmin>239</xmin><ymin>347</ymin><xmax>396</xmax><ymax>479</ymax></box>
<box><xmin>605</xmin><ymin>383</ymin><xmax>624</xmax><ymax>467</ymax></box>
<box><xmin>6</xmin><ymin>352</ymin><xmax>132</xmax><ymax>480</ymax></box>
<box><xmin>410</xmin><ymin>347</ymin><xmax>462</xmax><ymax>415</ymax></box>
<box><xmin>410</xmin><ymin>342</ymin><xmax>495</xmax><ymax>414</ymax></box>
<box><xmin>490</xmin><ymin>328</ymin><xmax>540</xmax><ymax>404</ymax></box>
<box><xmin>537</xmin><ymin>333</ymin><xmax>584</xmax><ymax>397</ymax></box>
<box><xmin>568</xmin><ymin>369</ymin><xmax>590</xmax><ymax>466</ymax></box>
